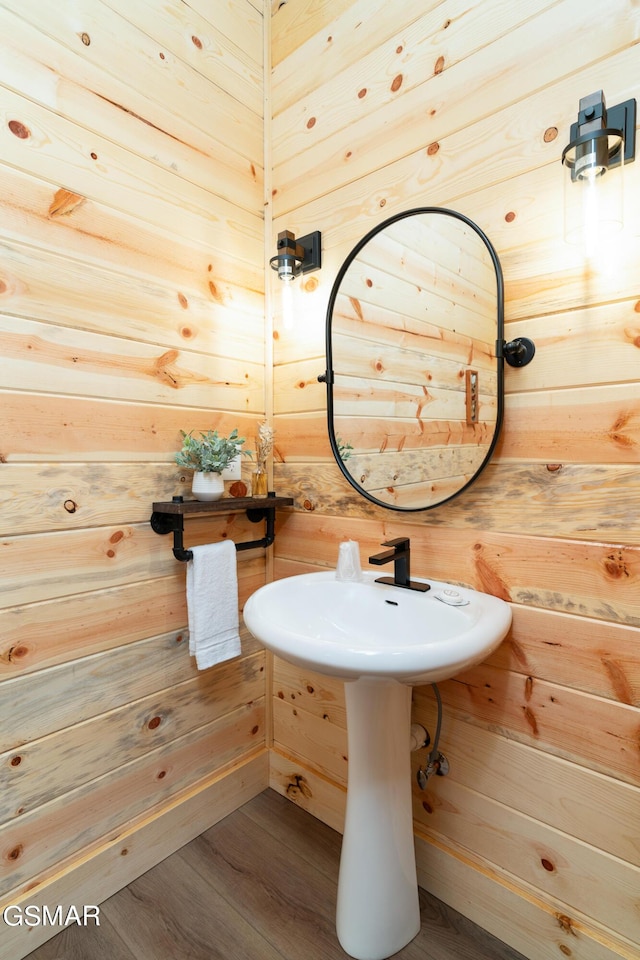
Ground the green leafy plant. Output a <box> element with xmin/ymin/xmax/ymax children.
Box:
<box><xmin>174</xmin><ymin>429</ymin><xmax>251</xmax><ymax>474</ymax></box>
<box><xmin>336</xmin><ymin>436</ymin><xmax>354</xmax><ymax>462</ymax></box>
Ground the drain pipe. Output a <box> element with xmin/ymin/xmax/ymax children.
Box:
<box><xmin>410</xmin><ymin>723</ymin><xmax>430</xmax><ymax>751</ymax></box>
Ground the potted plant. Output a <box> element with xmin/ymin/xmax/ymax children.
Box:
<box><xmin>175</xmin><ymin>428</ymin><xmax>250</xmax><ymax>501</ymax></box>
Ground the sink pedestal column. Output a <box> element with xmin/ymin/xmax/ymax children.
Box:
<box><xmin>336</xmin><ymin>677</ymin><xmax>420</xmax><ymax>960</ymax></box>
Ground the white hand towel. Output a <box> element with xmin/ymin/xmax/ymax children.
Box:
<box><xmin>186</xmin><ymin>540</ymin><xmax>241</xmax><ymax>670</ymax></box>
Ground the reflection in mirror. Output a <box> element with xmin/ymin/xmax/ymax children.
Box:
<box><xmin>324</xmin><ymin>208</ymin><xmax>504</xmax><ymax>511</ymax></box>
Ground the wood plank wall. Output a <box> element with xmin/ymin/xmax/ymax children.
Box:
<box><xmin>269</xmin><ymin>1</ymin><xmax>640</xmax><ymax>958</ymax></box>
<box><xmin>0</xmin><ymin>2</ymin><xmax>269</xmax><ymax>956</ymax></box>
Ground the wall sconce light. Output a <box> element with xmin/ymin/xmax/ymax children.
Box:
<box><xmin>561</xmin><ymin>90</ymin><xmax>636</xmax><ymax>252</ymax></box>
<box><xmin>270</xmin><ymin>229</ymin><xmax>322</xmax><ymax>281</ymax></box>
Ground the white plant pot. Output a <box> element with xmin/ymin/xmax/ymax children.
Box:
<box><xmin>191</xmin><ymin>471</ymin><xmax>224</xmax><ymax>502</ymax></box>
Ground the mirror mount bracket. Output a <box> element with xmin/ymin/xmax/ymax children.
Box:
<box><xmin>501</xmin><ymin>337</ymin><xmax>536</xmax><ymax>367</ymax></box>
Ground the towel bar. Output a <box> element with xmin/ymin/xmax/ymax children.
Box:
<box><xmin>150</xmin><ymin>494</ymin><xmax>294</xmax><ymax>561</ymax></box>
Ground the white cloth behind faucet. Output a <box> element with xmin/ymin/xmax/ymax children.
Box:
<box><xmin>336</xmin><ymin>539</ymin><xmax>363</xmax><ymax>581</ymax></box>
<box><xmin>186</xmin><ymin>540</ymin><xmax>241</xmax><ymax>670</ymax></box>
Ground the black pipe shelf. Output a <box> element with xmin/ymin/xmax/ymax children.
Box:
<box><xmin>150</xmin><ymin>493</ymin><xmax>293</xmax><ymax>562</ymax></box>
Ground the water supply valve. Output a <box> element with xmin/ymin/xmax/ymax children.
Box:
<box><xmin>416</xmin><ymin>752</ymin><xmax>450</xmax><ymax>789</ymax></box>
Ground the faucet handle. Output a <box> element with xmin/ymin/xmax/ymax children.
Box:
<box><xmin>381</xmin><ymin>537</ymin><xmax>410</xmax><ymax>552</ymax></box>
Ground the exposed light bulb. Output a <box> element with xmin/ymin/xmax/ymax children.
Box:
<box><xmin>281</xmin><ymin>280</ymin><xmax>294</xmax><ymax>329</ymax></box>
<box><xmin>582</xmin><ymin>170</ymin><xmax>600</xmax><ymax>259</ymax></box>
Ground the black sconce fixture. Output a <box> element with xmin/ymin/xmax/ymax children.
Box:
<box><xmin>562</xmin><ymin>89</ymin><xmax>636</xmax><ymax>181</ymax></box>
<box><xmin>270</xmin><ymin>229</ymin><xmax>322</xmax><ymax>281</ymax></box>
<box><xmin>561</xmin><ymin>90</ymin><xmax>636</xmax><ymax>248</ymax></box>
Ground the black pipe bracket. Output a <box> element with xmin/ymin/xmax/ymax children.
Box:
<box><xmin>150</xmin><ymin>494</ymin><xmax>293</xmax><ymax>562</ymax></box>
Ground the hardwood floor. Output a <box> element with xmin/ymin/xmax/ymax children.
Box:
<box><xmin>27</xmin><ymin>789</ymin><xmax>526</xmax><ymax>960</ymax></box>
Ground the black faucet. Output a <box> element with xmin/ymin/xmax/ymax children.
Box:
<box><xmin>368</xmin><ymin>537</ymin><xmax>430</xmax><ymax>592</ymax></box>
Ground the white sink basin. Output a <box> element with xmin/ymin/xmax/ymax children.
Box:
<box><xmin>243</xmin><ymin>570</ymin><xmax>511</xmax><ymax>684</ymax></box>
<box><xmin>243</xmin><ymin>568</ymin><xmax>512</xmax><ymax>960</ymax></box>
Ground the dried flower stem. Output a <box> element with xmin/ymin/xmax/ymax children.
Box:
<box><xmin>256</xmin><ymin>421</ymin><xmax>274</xmax><ymax>463</ymax></box>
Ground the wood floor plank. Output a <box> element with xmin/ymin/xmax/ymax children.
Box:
<box><xmin>25</xmin><ymin>789</ymin><xmax>526</xmax><ymax>960</ymax></box>
<box><xmin>21</xmin><ymin>913</ymin><xmax>136</xmax><ymax>960</ymax></box>
<box><xmin>240</xmin><ymin>784</ymin><xmax>342</xmax><ymax>882</ymax></box>
<box><xmin>405</xmin><ymin>889</ymin><xmax>528</xmax><ymax>960</ymax></box>
<box><xmin>181</xmin><ymin>807</ymin><xmax>341</xmax><ymax>960</ymax></box>
<box><xmin>102</xmin><ymin>852</ymin><xmax>284</xmax><ymax>960</ymax></box>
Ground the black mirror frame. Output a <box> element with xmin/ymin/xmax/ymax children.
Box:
<box><xmin>319</xmin><ymin>207</ymin><xmax>506</xmax><ymax>512</ymax></box>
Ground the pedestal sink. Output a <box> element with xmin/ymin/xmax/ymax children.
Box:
<box><xmin>243</xmin><ymin>571</ymin><xmax>512</xmax><ymax>960</ymax></box>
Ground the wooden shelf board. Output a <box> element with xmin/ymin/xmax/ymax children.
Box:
<box><xmin>151</xmin><ymin>495</ymin><xmax>294</xmax><ymax>515</ymax></box>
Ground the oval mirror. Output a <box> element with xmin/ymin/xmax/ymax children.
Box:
<box><xmin>322</xmin><ymin>208</ymin><xmax>505</xmax><ymax>511</ymax></box>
